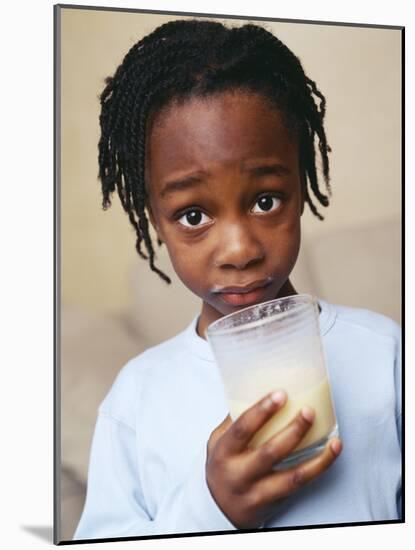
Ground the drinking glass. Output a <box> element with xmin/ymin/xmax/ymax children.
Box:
<box><xmin>206</xmin><ymin>294</ymin><xmax>338</xmax><ymax>468</ymax></box>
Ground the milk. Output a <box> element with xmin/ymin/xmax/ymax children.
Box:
<box><xmin>229</xmin><ymin>376</ymin><xmax>336</xmax><ymax>451</ymax></box>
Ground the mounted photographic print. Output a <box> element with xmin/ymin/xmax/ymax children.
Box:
<box><xmin>54</xmin><ymin>3</ymin><xmax>403</xmax><ymax>544</ymax></box>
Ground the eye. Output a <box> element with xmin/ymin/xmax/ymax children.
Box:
<box><xmin>251</xmin><ymin>194</ymin><xmax>282</xmax><ymax>214</ymax></box>
<box><xmin>177</xmin><ymin>209</ymin><xmax>212</xmax><ymax>228</ymax></box>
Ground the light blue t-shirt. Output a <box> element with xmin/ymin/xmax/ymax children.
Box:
<box><xmin>74</xmin><ymin>299</ymin><xmax>401</xmax><ymax>540</ymax></box>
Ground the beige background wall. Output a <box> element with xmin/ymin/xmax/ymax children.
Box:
<box><xmin>61</xmin><ymin>8</ymin><xmax>401</xmax><ymax>316</ymax></box>
<box><xmin>58</xmin><ymin>7</ymin><xmax>401</xmax><ymax>541</ymax></box>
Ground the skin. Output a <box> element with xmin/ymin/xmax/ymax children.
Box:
<box><xmin>145</xmin><ymin>90</ymin><xmax>342</xmax><ymax>529</ymax></box>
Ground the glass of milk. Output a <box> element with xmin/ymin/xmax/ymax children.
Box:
<box><xmin>206</xmin><ymin>294</ymin><xmax>338</xmax><ymax>469</ymax></box>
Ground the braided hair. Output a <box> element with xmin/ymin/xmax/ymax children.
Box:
<box><xmin>98</xmin><ymin>19</ymin><xmax>332</xmax><ymax>284</ymax></box>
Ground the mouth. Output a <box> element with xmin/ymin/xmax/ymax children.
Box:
<box><xmin>212</xmin><ymin>277</ymin><xmax>274</xmax><ymax>307</ymax></box>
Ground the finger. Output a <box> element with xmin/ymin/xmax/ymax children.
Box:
<box><xmin>207</xmin><ymin>415</ymin><xmax>232</xmax><ymax>454</ymax></box>
<box><xmin>242</xmin><ymin>407</ymin><xmax>316</xmax><ymax>480</ymax></box>
<box><xmin>253</xmin><ymin>437</ymin><xmax>342</xmax><ymax>506</ymax></box>
<box><xmin>219</xmin><ymin>390</ymin><xmax>287</xmax><ymax>456</ymax></box>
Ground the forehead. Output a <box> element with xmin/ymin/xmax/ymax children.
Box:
<box><xmin>146</xmin><ymin>91</ymin><xmax>299</xmax><ymax>187</ymax></box>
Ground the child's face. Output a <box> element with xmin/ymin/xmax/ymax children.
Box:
<box><xmin>146</xmin><ymin>91</ymin><xmax>303</xmax><ymax>334</ymax></box>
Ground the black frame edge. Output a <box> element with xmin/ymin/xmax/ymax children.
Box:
<box><xmin>54</xmin><ymin>3</ymin><xmax>62</xmax><ymax>546</ymax></box>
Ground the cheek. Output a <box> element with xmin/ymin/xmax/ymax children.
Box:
<box><xmin>291</xmin><ymin>220</ymin><xmax>301</xmax><ymax>253</ymax></box>
<box><xmin>269</xmin><ymin>216</ymin><xmax>301</xmax><ymax>248</ymax></box>
<box><xmin>162</xmin><ymin>237</ymin><xmax>207</xmax><ymax>290</ymax></box>
<box><xmin>290</xmin><ymin>233</ymin><xmax>301</xmax><ymax>270</ymax></box>
<box><xmin>290</xmin><ymin>221</ymin><xmax>302</xmax><ymax>261</ymax></box>
<box><xmin>270</xmin><ymin>218</ymin><xmax>301</xmax><ymax>270</ymax></box>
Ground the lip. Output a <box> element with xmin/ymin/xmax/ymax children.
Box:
<box><xmin>212</xmin><ymin>278</ymin><xmax>273</xmax><ymax>294</ymax></box>
<box><xmin>212</xmin><ymin>278</ymin><xmax>273</xmax><ymax>307</ymax></box>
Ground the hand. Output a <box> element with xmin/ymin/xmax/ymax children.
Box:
<box><xmin>206</xmin><ymin>390</ymin><xmax>342</xmax><ymax>529</ymax></box>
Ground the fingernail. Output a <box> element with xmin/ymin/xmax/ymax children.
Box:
<box><xmin>330</xmin><ymin>439</ymin><xmax>342</xmax><ymax>456</ymax></box>
<box><xmin>270</xmin><ymin>390</ymin><xmax>286</xmax><ymax>406</ymax></box>
<box><xmin>301</xmin><ymin>406</ymin><xmax>315</xmax><ymax>423</ymax></box>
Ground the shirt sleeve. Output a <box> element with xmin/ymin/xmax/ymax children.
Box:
<box><xmin>73</xmin><ymin>411</ymin><xmax>237</xmax><ymax>540</ymax></box>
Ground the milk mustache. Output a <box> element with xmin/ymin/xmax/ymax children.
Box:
<box><xmin>229</xmin><ymin>366</ymin><xmax>336</xmax><ymax>451</ymax></box>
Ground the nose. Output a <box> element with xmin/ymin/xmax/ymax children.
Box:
<box><xmin>214</xmin><ymin>221</ymin><xmax>265</xmax><ymax>270</ymax></box>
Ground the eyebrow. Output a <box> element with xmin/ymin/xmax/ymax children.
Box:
<box><xmin>159</xmin><ymin>172</ymin><xmax>208</xmax><ymax>198</ymax></box>
<box><xmin>159</xmin><ymin>163</ymin><xmax>290</xmax><ymax>198</ymax></box>
<box><xmin>244</xmin><ymin>163</ymin><xmax>291</xmax><ymax>177</ymax></box>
